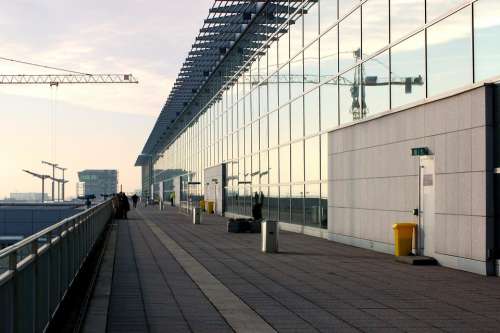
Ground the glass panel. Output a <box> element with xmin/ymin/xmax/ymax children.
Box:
<box><xmin>269</xmin><ymin>186</ymin><xmax>279</xmax><ymax>220</ymax></box>
<box><xmin>291</xmin><ymin>141</ymin><xmax>304</xmax><ymax>182</ymax></box>
<box><xmin>320</xmin><ymin>183</ymin><xmax>328</xmax><ymax>228</ymax></box>
<box><xmin>305</xmin><ymin>184</ymin><xmax>321</xmax><ymax>227</ymax></box>
<box><xmin>427</xmin><ymin>0</ymin><xmax>463</xmax><ymax>22</ymax></box>
<box><xmin>320</xmin><ymin>133</ymin><xmax>328</xmax><ymax>181</ymax></box>
<box><xmin>290</xmin><ymin>53</ymin><xmax>304</xmax><ymax>99</ymax></box>
<box><xmin>261</xmin><ymin>186</ymin><xmax>269</xmax><ymax>220</ymax></box>
<box><xmin>252</xmin><ymin>121</ymin><xmax>259</xmax><ymax>154</ymax></box>
<box><xmin>320</xmin><ymin>0</ymin><xmax>338</xmax><ymax>32</ymax></box>
<box><xmin>339</xmin><ymin>0</ymin><xmax>359</xmax><ymax>18</ymax></box>
<box><xmin>391</xmin><ymin>0</ymin><xmax>424</xmax><ymax>42</ymax></box>
<box><xmin>304</xmin><ymin>0</ymin><xmax>319</xmax><ymax>45</ymax></box>
<box><xmin>305</xmin><ymin>136</ymin><xmax>320</xmax><ymax>181</ymax></box>
<box><xmin>304</xmin><ymin>40</ymin><xmax>320</xmax><ymax>91</ymax></box>
<box><xmin>269</xmin><ymin>148</ymin><xmax>279</xmax><ymax>184</ymax></box>
<box><xmin>290</xmin><ymin>97</ymin><xmax>304</xmax><ymax>140</ymax></box>
<box><xmin>362</xmin><ymin>51</ymin><xmax>390</xmax><ymax>117</ymax></box>
<box><xmin>269</xmin><ymin>74</ymin><xmax>279</xmax><ymax>112</ymax></box>
<box><xmin>362</xmin><ymin>0</ymin><xmax>389</xmax><ymax>56</ymax></box>
<box><xmin>427</xmin><ymin>8</ymin><xmax>472</xmax><ymax>97</ymax></box>
<box><xmin>279</xmin><ymin>145</ymin><xmax>290</xmax><ymax>183</ymax></box>
<box><xmin>279</xmin><ymin>105</ymin><xmax>290</xmax><ymax>144</ymax></box>
<box><xmin>269</xmin><ymin>110</ymin><xmax>279</xmax><ymax>148</ymax></box>
<box><xmin>291</xmin><ymin>185</ymin><xmax>304</xmax><ymax>225</ymax></box>
<box><xmin>474</xmin><ymin>0</ymin><xmax>500</xmax><ymax>82</ymax></box>
<box><xmin>290</xmin><ymin>14</ymin><xmax>303</xmax><ymax>57</ymax></box>
<box><xmin>320</xmin><ymin>26</ymin><xmax>338</xmax><ymax>81</ymax></box>
<box><xmin>339</xmin><ymin>8</ymin><xmax>361</xmax><ymax>72</ymax></box>
<box><xmin>252</xmin><ymin>153</ymin><xmax>260</xmax><ymax>185</ymax></box>
<box><xmin>245</xmin><ymin>125</ymin><xmax>251</xmax><ymax>155</ymax></box>
<box><xmin>279</xmin><ymin>186</ymin><xmax>291</xmax><ymax>223</ymax></box>
<box><xmin>260</xmin><ymin>150</ymin><xmax>269</xmax><ymax>185</ymax></box>
<box><xmin>260</xmin><ymin>84</ymin><xmax>268</xmax><ymax>115</ymax></box>
<box><xmin>391</xmin><ymin>32</ymin><xmax>426</xmax><ymax>108</ymax></box>
<box><xmin>304</xmin><ymin>88</ymin><xmax>320</xmax><ymax>136</ymax></box>
<box><xmin>260</xmin><ymin>116</ymin><xmax>268</xmax><ymax>150</ymax></box>
<box><xmin>339</xmin><ymin>66</ymin><xmax>359</xmax><ymax>124</ymax></box>
<box><xmin>321</xmin><ymin>79</ymin><xmax>339</xmax><ymax>130</ymax></box>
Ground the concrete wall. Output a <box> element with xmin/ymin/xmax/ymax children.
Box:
<box><xmin>328</xmin><ymin>85</ymin><xmax>495</xmax><ymax>275</ymax></box>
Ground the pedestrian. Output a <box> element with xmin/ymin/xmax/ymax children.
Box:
<box><xmin>131</xmin><ymin>194</ymin><xmax>139</xmax><ymax>208</ymax></box>
<box><xmin>170</xmin><ymin>191</ymin><xmax>175</xmax><ymax>207</ymax></box>
<box><xmin>119</xmin><ymin>192</ymin><xmax>130</xmax><ymax>219</ymax></box>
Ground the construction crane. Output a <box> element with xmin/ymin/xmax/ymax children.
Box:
<box><xmin>0</xmin><ymin>73</ymin><xmax>138</xmax><ymax>86</ymax></box>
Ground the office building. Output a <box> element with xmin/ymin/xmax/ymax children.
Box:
<box><xmin>77</xmin><ymin>170</ymin><xmax>118</xmax><ymax>198</ymax></box>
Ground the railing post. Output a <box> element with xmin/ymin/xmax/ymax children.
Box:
<box><xmin>9</xmin><ymin>250</ymin><xmax>18</xmax><ymax>333</ymax></box>
<box><xmin>31</xmin><ymin>241</ymin><xmax>38</xmax><ymax>333</ymax></box>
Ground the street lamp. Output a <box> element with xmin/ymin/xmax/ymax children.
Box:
<box><xmin>22</xmin><ymin>169</ymin><xmax>51</xmax><ymax>203</ymax></box>
<box><xmin>41</xmin><ymin>161</ymin><xmax>58</xmax><ymax>201</ymax></box>
<box><xmin>55</xmin><ymin>166</ymin><xmax>67</xmax><ymax>201</ymax></box>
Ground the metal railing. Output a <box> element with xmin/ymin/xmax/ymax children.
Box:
<box><xmin>0</xmin><ymin>199</ymin><xmax>113</xmax><ymax>333</ymax></box>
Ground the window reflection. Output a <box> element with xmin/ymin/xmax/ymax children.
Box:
<box><xmin>320</xmin><ymin>79</ymin><xmax>338</xmax><ymax>130</ymax></box>
<box><xmin>339</xmin><ymin>9</ymin><xmax>361</xmax><ymax>71</ymax></box>
<box><xmin>362</xmin><ymin>51</ymin><xmax>390</xmax><ymax>116</ymax></box>
<box><xmin>279</xmin><ymin>145</ymin><xmax>290</xmax><ymax>183</ymax></box>
<box><xmin>320</xmin><ymin>0</ymin><xmax>338</xmax><ymax>32</ymax></box>
<box><xmin>279</xmin><ymin>106</ymin><xmax>290</xmax><ymax>144</ymax></box>
<box><xmin>474</xmin><ymin>0</ymin><xmax>500</xmax><ymax>82</ymax></box>
<box><xmin>305</xmin><ymin>136</ymin><xmax>320</xmax><ymax>181</ymax></box>
<box><xmin>339</xmin><ymin>66</ymin><xmax>361</xmax><ymax>124</ymax></box>
<box><xmin>269</xmin><ymin>186</ymin><xmax>279</xmax><ymax>220</ymax></box>
<box><xmin>362</xmin><ymin>0</ymin><xmax>388</xmax><ymax>56</ymax></box>
<box><xmin>320</xmin><ymin>134</ymin><xmax>328</xmax><ymax>181</ymax></box>
<box><xmin>320</xmin><ymin>26</ymin><xmax>338</xmax><ymax>81</ymax></box>
<box><xmin>304</xmin><ymin>88</ymin><xmax>320</xmax><ymax>136</ymax></box>
<box><xmin>391</xmin><ymin>32</ymin><xmax>426</xmax><ymax>108</ymax></box>
<box><xmin>279</xmin><ymin>186</ymin><xmax>291</xmax><ymax>223</ymax></box>
<box><xmin>290</xmin><ymin>97</ymin><xmax>304</xmax><ymax>140</ymax></box>
<box><xmin>339</xmin><ymin>0</ymin><xmax>359</xmax><ymax>18</ymax></box>
<box><xmin>269</xmin><ymin>148</ymin><xmax>279</xmax><ymax>184</ymax></box>
<box><xmin>291</xmin><ymin>185</ymin><xmax>304</xmax><ymax>225</ymax></box>
<box><xmin>291</xmin><ymin>141</ymin><xmax>304</xmax><ymax>182</ymax></box>
<box><xmin>391</xmin><ymin>0</ymin><xmax>424</xmax><ymax>42</ymax></box>
<box><xmin>269</xmin><ymin>111</ymin><xmax>278</xmax><ymax>148</ymax></box>
<box><xmin>427</xmin><ymin>0</ymin><xmax>464</xmax><ymax>22</ymax></box>
<box><xmin>304</xmin><ymin>0</ymin><xmax>319</xmax><ymax>45</ymax></box>
<box><xmin>427</xmin><ymin>8</ymin><xmax>472</xmax><ymax>96</ymax></box>
<box><xmin>305</xmin><ymin>184</ymin><xmax>321</xmax><ymax>226</ymax></box>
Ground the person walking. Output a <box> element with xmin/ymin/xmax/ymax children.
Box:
<box><xmin>119</xmin><ymin>192</ymin><xmax>130</xmax><ymax>219</ymax></box>
<box><xmin>170</xmin><ymin>191</ymin><xmax>175</xmax><ymax>207</ymax></box>
<box><xmin>131</xmin><ymin>194</ymin><xmax>139</xmax><ymax>208</ymax></box>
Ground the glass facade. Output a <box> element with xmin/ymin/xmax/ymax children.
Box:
<box><xmin>151</xmin><ymin>0</ymin><xmax>500</xmax><ymax>230</ymax></box>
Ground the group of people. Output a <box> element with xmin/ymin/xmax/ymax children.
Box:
<box><xmin>112</xmin><ymin>193</ymin><xmax>140</xmax><ymax>219</ymax></box>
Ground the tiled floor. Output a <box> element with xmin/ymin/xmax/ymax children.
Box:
<box><xmin>104</xmin><ymin>206</ymin><xmax>500</xmax><ymax>332</ymax></box>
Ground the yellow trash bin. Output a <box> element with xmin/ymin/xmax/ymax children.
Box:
<box><xmin>207</xmin><ymin>201</ymin><xmax>214</xmax><ymax>214</ymax></box>
<box><xmin>392</xmin><ymin>223</ymin><xmax>416</xmax><ymax>256</ymax></box>
<box><xmin>199</xmin><ymin>200</ymin><xmax>205</xmax><ymax>211</ymax></box>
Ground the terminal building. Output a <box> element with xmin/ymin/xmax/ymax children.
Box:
<box><xmin>136</xmin><ymin>0</ymin><xmax>500</xmax><ymax>275</ymax></box>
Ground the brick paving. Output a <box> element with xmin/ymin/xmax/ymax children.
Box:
<box><xmin>105</xmin><ymin>206</ymin><xmax>500</xmax><ymax>332</ymax></box>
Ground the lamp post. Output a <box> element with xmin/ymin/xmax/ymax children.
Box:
<box><xmin>42</xmin><ymin>161</ymin><xmax>58</xmax><ymax>201</ymax></box>
<box><xmin>22</xmin><ymin>169</ymin><xmax>51</xmax><ymax>203</ymax></box>
<box><xmin>55</xmin><ymin>166</ymin><xmax>67</xmax><ymax>201</ymax></box>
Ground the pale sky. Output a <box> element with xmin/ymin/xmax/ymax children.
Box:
<box><xmin>0</xmin><ymin>0</ymin><xmax>212</xmax><ymax>199</ymax></box>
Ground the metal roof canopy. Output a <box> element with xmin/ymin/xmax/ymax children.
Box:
<box><xmin>136</xmin><ymin>0</ymin><xmax>310</xmax><ymax>166</ymax></box>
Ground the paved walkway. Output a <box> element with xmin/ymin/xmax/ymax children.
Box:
<box><xmin>102</xmin><ymin>206</ymin><xmax>500</xmax><ymax>333</ymax></box>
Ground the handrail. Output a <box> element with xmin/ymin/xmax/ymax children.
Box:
<box><xmin>0</xmin><ymin>199</ymin><xmax>114</xmax><ymax>333</ymax></box>
<box><xmin>0</xmin><ymin>200</ymin><xmax>108</xmax><ymax>259</ymax></box>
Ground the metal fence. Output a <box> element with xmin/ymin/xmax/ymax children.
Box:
<box><xmin>0</xmin><ymin>199</ymin><xmax>113</xmax><ymax>333</ymax></box>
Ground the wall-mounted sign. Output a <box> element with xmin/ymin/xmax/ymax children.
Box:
<box><xmin>411</xmin><ymin>147</ymin><xmax>429</xmax><ymax>156</ymax></box>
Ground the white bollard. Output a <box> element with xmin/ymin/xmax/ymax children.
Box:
<box><xmin>193</xmin><ymin>207</ymin><xmax>201</xmax><ymax>224</ymax></box>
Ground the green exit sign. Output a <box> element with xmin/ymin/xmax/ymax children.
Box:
<box><xmin>411</xmin><ymin>147</ymin><xmax>429</xmax><ymax>156</ymax></box>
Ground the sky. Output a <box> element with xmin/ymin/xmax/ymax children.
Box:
<box><xmin>0</xmin><ymin>0</ymin><xmax>212</xmax><ymax>199</ymax></box>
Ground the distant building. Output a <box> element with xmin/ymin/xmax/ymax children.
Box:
<box><xmin>77</xmin><ymin>170</ymin><xmax>118</xmax><ymax>198</ymax></box>
<box><xmin>8</xmin><ymin>192</ymin><xmax>51</xmax><ymax>202</ymax></box>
